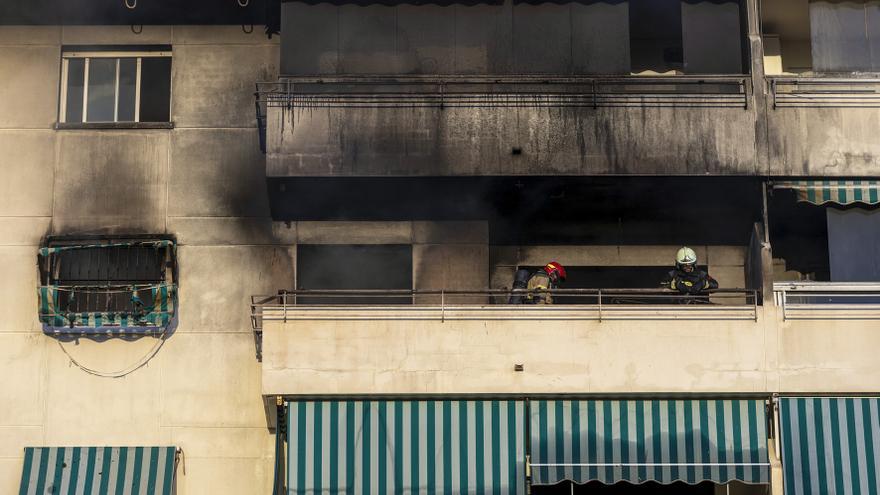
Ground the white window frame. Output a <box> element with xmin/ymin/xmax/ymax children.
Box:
<box><xmin>59</xmin><ymin>50</ymin><xmax>171</xmax><ymax>124</ymax></box>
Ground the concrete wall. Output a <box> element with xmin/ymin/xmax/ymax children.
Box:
<box><xmin>261</xmin><ymin>304</ymin><xmax>880</xmax><ymax>396</ymax></box>
<box><xmin>267</xmin><ymin>104</ymin><xmax>759</xmax><ymax>176</ymax></box>
<box><xmin>0</xmin><ymin>25</ymin><xmax>281</xmax><ymax>495</ymax></box>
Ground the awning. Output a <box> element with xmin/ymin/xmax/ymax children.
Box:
<box><xmin>774</xmin><ymin>180</ymin><xmax>880</xmax><ymax>205</ymax></box>
<box><xmin>779</xmin><ymin>397</ymin><xmax>880</xmax><ymax>495</ymax></box>
<box><xmin>287</xmin><ymin>400</ymin><xmax>526</xmax><ymax>494</ymax></box>
<box><xmin>19</xmin><ymin>446</ymin><xmax>177</xmax><ymax>495</ymax></box>
<box><xmin>530</xmin><ymin>400</ymin><xmax>770</xmax><ymax>485</ymax></box>
<box><xmin>38</xmin><ymin>283</ymin><xmax>177</xmax><ymax>335</ymax></box>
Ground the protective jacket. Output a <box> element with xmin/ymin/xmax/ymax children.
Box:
<box><xmin>662</xmin><ymin>269</ymin><xmax>718</xmax><ymax>295</ymax></box>
<box><xmin>509</xmin><ymin>269</ymin><xmax>558</xmax><ymax>304</ymax></box>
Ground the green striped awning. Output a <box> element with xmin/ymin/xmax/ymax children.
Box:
<box><xmin>779</xmin><ymin>397</ymin><xmax>880</xmax><ymax>495</ymax></box>
<box><xmin>38</xmin><ymin>283</ymin><xmax>177</xmax><ymax>335</ymax></box>
<box><xmin>530</xmin><ymin>400</ymin><xmax>770</xmax><ymax>485</ymax></box>
<box><xmin>287</xmin><ymin>400</ymin><xmax>526</xmax><ymax>494</ymax></box>
<box><xmin>38</xmin><ymin>240</ymin><xmax>174</xmax><ymax>257</ymax></box>
<box><xmin>775</xmin><ymin>180</ymin><xmax>880</xmax><ymax>205</ymax></box>
<box><xmin>19</xmin><ymin>447</ymin><xmax>177</xmax><ymax>495</ymax></box>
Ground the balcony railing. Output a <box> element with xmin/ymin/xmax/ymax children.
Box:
<box><xmin>774</xmin><ymin>282</ymin><xmax>880</xmax><ymax>320</ymax></box>
<box><xmin>250</xmin><ymin>288</ymin><xmax>758</xmax><ymax>359</ymax></box>
<box><xmin>257</xmin><ymin>75</ymin><xmax>750</xmax><ymax>109</ymax></box>
<box><xmin>769</xmin><ymin>77</ymin><xmax>880</xmax><ymax>108</ymax></box>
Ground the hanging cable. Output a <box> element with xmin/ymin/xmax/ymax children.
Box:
<box><xmin>131</xmin><ymin>24</ymin><xmax>143</xmax><ymax>34</ymax></box>
<box><xmin>242</xmin><ymin>24</ymin><xmax>254</xmax><ymax>34</ymax></box>
<box><xmin>124</xmin><ymin>0</ymin><xmax>137</xmax><ymax>9</ymax></box>
<box><xmin>57</xmin><ymin>331</ymin><xmax>168</xmax><ymax>378</ymax></box>
<box><xmin>238</xmin><ymin>0</ymin><xmax>250</xmax><ymax>6</ymax></box>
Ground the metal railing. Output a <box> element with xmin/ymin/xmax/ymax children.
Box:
<box><xmin>769</xmin><ymin>77</ymin><xmax>880</xmax><ymax>108</ymax></box>
<box><xmin>256</xmin><ymin>75</ymin><xmax>749</xmax><ymax>109</ymax></box>
<box><xmin>251</xmin><ymin>287</ymin><xmax>755</xmax><ymax>325</ymax></box>
<box><xmin>774</xmin><ymin>282</ymin><xmax>880</xmax><ymax>320</ymax></box>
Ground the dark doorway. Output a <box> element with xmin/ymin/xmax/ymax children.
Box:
<box><xmin>296</xmin><ymin>244</ymin><xmax>413</xmax><ymax>304</ymax></box>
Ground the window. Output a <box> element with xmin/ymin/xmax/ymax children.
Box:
<box><xmin>60</xmin><ymin>46</ymin><xmax>172</xmax><ymax>124</ymax></box>
<box><xmin>38</xmin><ymin>238</ymin><xmax>178</xmax><ymax>333</ymax></box>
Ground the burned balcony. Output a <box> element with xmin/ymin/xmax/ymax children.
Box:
<box><xmin>256</xmin><ymin>75</ymin><xmax>755</xmax><ymax>179</ymax></box>
<box><xmin>37</xmin><ymin>237</ymin><xmax>178</xmax><ymax>337</ymax></box>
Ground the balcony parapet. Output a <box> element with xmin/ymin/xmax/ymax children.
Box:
<box><xmin>250</xmin><ymin>288</ymin><xmax>759</xmax><ymax>360</ymax></box>
<box><xmin>773</xmin><ymin>282</ymin><xmax>880</xmax><ymax>320</ymax></box>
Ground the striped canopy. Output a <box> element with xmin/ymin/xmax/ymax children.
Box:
<box><xmin>287</xmin><ymin>400</ymin><xmax>526</xmax><ymax>494</ymax></box>
<box><xmin>19</xmin><ymin>447</ymin><xmax>177</xmax><ymax>495</ymax></box>
<box><xmin>775</xmin><ymin>180</ymin><xmax>880</xmax><ymax>205</ymax></box>
<box><xmin>529</xmin><ymin>399</ymin><xmax>770</xmax><ymax>485</ymax></box>
<box><xmin>38</xmin><ymin>283</ymin><xmax>177</xmax><ymax>335</ymax></box>
<box><xmin>779</xmin><ymin>397</ymin><xmax>880</xmax><ymax>495</ymax></box>
<box><xmin>38</xmin><ymin>240</ymin><xmax>174</xmax><ymax>257</ymax></box>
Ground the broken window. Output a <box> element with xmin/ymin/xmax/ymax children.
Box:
<box><xmin>60</xmin><ymin>46</ymin><xmax>172</xmax><ymax>124</ymax></box>
<box><xmin>38</xmin><ymin>238</ymin><xmax>177</xmax><ymax>334</ymax></box>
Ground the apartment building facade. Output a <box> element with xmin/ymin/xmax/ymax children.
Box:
<box><xmin>2</xmin><ymin>0</ymin><xmax>880</xmax><ymax>493</ymax></box>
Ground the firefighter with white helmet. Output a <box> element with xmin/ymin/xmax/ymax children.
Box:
<box><xmin>661</xmin><ymin>247</ymin><xmax>718</xmax><ymax>297</ymax></box>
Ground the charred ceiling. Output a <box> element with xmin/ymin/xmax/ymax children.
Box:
<box><xmin>0</xmin><ymin>0</ymin><xmax>280</xmax><ymax>33</ymax></box>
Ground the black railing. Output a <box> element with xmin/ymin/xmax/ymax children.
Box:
<box><xmin>769</xmin><ymin>77</ymin><xmax>880</xmax><ymax>108</ymax></box>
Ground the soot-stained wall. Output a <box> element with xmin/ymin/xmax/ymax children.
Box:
<box><xmin>280</xmin><ymin>0</ymin><xmax>744</xmax><ymax>75</ymax></box>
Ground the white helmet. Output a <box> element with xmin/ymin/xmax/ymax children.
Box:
<box><xmin>675</xmin><ymin>246</ymin><xmax>697</xmax><ymax>269</ymax></box>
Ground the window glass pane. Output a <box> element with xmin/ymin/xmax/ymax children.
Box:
<box><xmin>117</xmin><ymin>58</ymin><xmax>137</xmax><ymax>121</ymax></box>
<box><xmin>64</xmin><ymin>58</ymin><xmax>85</xmax><ymax>122</ymax></box>
<box><xmin>86</xmin><ymin>58</ymin><xmax>117</xmax><ymax>122</ymax></box>
<box><xmin>629</xmin><ymin>0</ymin><xmax>684</xmax><ymax>73</ymax></box>
<box><xmin>139</xmin><ymin>57</ymin><xmax>172</xmax><ymax>122</ymax></box>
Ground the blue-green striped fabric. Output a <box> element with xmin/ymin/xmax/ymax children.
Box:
<box><xmin>38</xmin><ymin>284</ymin><xmax>177</xmax><ymax>334</ymax></box>
<box><xmin>19</xmin><ymin>447</ymin><xmax>176</xmax><ymax>495</ymax></box>
<box><xmin>530</xmin><ymin>400</ymin><xmax>770</xmax><ymax>485</ymax></box>
<box><xmin>783</xmin><ymin>180</ymin><xmax>880</xmax><ymax>206</ymax></box>
<box><xmin>779</xmin><ymin>398</ymin><xmax>880</xmax><ymax>495</ymax></box>
<box><xmin>287</xmin><ymin>400</ymin><xmax>526</xmax><ymax>495</ymax></box>
<box><xmin>38</xmin><ymin>240</ymin><xmax>174</xmax><ymax>257</ymax></box>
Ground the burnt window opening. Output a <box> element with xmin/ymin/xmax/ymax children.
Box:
<box><xmin>38</xmin><ymin>237</ymin><xmax>177</xmax><ymax>325</ymax></box>
<box><xmin>60</xmin><ymin>46</ymin><xmax>172</xmax><ymax>124</ymax></box>
<box><xmin>630</xmin><ymin>0</ymin><xmax>745</xmax><ymax>74</ymax></box>
<box><xmin>296</xmin><ymin>244</ymin><xmax>413</xmax><ymax>304</ymax></box>
<box><xmin>768</xmin><ymin>190</ymin><xmax>831</xmax><ymax>281</ymax></box>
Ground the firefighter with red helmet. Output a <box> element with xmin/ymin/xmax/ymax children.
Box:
<box><xmin>509</xmin><ymin>261</ymin><xmax>567</xmax><ymax>304</ymax></box>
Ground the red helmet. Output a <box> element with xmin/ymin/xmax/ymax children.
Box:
<box><xmin>543</xmin><ymin>261</ymin><xmax>567</xmax><ymax>283</ymax></box>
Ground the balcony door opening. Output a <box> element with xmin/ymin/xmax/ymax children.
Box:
<box><xmin>629</xmin><ymin>0</ymin><xmax>745</xmax><ymax>74</ymax></box>
<box><xmin>762</xmin><ymin>0</ymin><xmax>880</xmax><ymax>74</ymax></box>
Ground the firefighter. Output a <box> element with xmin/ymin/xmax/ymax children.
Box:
<box><xmin>509</xmin><ymin>261</ymin><xmax>567</xmax><ymax>304</ymax></box>
<box><xmin>661</xmin><ymin>247</ymin><xmax>718</xmax><ymax>298</ymax></box>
